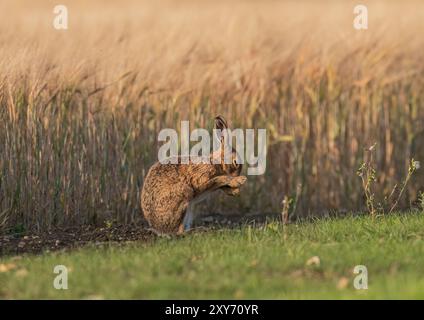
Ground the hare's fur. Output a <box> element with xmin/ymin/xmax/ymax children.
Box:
<box><xmin>141</xmin><ymin>116</ymin><xmax>247</xmax><ymax>235</ymax></box>
<box><xmin>141</xmin><ymin>159</ymin><xmax>246</xmax><ymax>234</ymax></box>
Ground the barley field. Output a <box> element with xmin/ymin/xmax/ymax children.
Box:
<box><xmin>1</xmin><ymin>0</ymin><xmax>424</xmax><ymax>233</ymax></box>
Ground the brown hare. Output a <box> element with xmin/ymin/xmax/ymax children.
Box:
<box><xmin>141</xmin><ymin>115</ymin><xmax>247</xmax><ymax>235</ymax></box>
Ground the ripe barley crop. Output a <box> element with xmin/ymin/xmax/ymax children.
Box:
<box><xmin>1</xmin><ymin>0</ymin><xmax>424</xmax><ymax>232</ymax></box>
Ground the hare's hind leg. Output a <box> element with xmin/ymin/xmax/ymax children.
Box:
<box><xmin>174</xmin><ymin>200</ymin><xmax>190</xmax><ymax>235</ymax></box>
<box><xmin>182</xmin><ymin>202</ymin><xmax>195</xmax><ymax>231</ymax></box>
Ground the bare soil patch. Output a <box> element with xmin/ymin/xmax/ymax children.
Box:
<box><xmin>0</xmin><ymin>213</ymin><xmax>277</xmax><ymax>256</ymax></box>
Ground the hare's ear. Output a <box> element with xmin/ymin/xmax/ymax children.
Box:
<box><xmin>215</xmin><ymin>115</ymin><xmax>228</xmax><ymax>132</ymax></box>
<box><xmin>214</xmin><ymin>115</ymin><xmax>232</xmax><ymax>162</ymax></box>
<box><xmin>214</xmin><ymin>115</ymin><xmax>229</xmax><ymax>142</ymax></box>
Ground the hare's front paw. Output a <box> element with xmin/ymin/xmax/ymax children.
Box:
<box><xmin>228</xmin><ymin>175</ymin><xmax>247</xmax><ymax>188</ymax></box>
<box><xmin>221</xmin><ymin>186</ymin><xmax>241</xmax><ymax>196</ymax></box>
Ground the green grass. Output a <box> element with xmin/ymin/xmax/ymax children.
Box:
<box><xmin>2</xmin><ymin>212</ymin><xmax>424</xmax><ymax>299</ymax></box>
